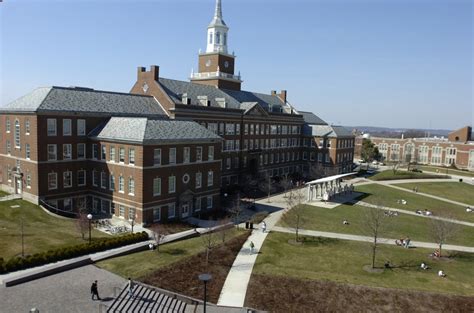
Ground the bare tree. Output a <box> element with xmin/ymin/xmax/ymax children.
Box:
<box><xmin>280</xmin><ymin>174</ymin><xmax>292</xmax><ymax>198</ymax></box>
<box><xmin>150</xmin><ymin>224</ymin><xmax>168</xmax><ymax>252</ymax></box>
<box><xmin>201</xmin><ymin>228</ymin><xmax>219</xmax><ymax>269</ymax></box>
<box><xmin>429</xmin><ymin>216</ymin><xmax>459</xmax><ymax>257</ymax></box>
<box><xmin>258</xmin><ymin>172</ymin><xmax>273</xmax><ymax>203</ymax></box>
<box><xmin>76</xmin><ymin>212</ymin><xmax>90</xmax><ymax>240</ymax></box>
<box><xmin>218</xmin><ymin>217</ymin><xmax>233</xmax><ymax>243</ymax></box>
<box><xmin>361</xmin><ymin>205</ymin><xmax>391</xmax><ymax>269</ymax></box>
<box><xmin>283</xmin><ymin>186</ymin><xmax>306</xmax><ymax>242</ymax></box>
<box><xmin>228</xmin><ymin>193</ymin><xmax>244</xmax><ymax>226</ymax></box>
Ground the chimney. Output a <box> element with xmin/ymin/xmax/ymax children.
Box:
<box><xmin>137</xmin><ymin>66</ymin><xmax>146</xmax><ymax>79</ymax></box>
<box><xmin>279</xmin><ymin>90</ymin><xmax>287</xmax><ymax>103</ymax></box>
<box><xmin>271</xmin><ymin>90</ymin><xmax>277</xmax><ymax>96</ymax></box>
<box><xmin>150</xmin><ymin>65</ymin><xmax>160</xmax><ymax>81</ymax></box>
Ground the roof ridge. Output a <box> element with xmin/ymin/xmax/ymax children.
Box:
<box><xmin>51</xmin><ymin>86</ymin><xmax>153</xmax><ymax>98</ymax></box>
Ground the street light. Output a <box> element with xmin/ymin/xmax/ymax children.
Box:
<box><xmin>198</xmin><ymin>273</ymin><xmax>212</xmax><ymax>313</ymax></box>
<box><xmin>87</xmin><ymin>213</ymin><xmax>93</xmax><ymax>244</ymax></box>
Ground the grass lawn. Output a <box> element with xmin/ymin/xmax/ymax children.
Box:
<box><xmin>415</xmin><ymin>165</ymin><xmax>474</xmax><ymax>178</ymax></box>
<box><xmin>355</xmin><ymin>184</ymin><xmax>474</xmax><ymax>223</ymax></box>
<box><xmin>254</xmin><ymin>232</ymin><xmax>474</xmax><ymax>296</ymax></box>
<box><xmin>97</xmin><ymin>227</ymin><xmax>246</xmax><ymax>280</ymax></box>
<box><xmin>0</xmin><ymin>199</ymin><xmax>109</xmax><ymax>260</ymax></box>
<box><xmin>278</xmin><ymin>204</ymin><xmax>474</xmax><ymax>247</ymax></box>
<box><xmin>369</xmin><ymin>170</ymin><xmax>447</xmax><ymax>181</ymax></box>
<box><xmin>394</xmin><ymin>181</ymin><xmax>474</xmax><ymax>206</ymax></box>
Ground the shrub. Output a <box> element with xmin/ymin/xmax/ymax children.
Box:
<box><xmin>2</xmin><ymin>231</ymin><xmax>149</xmax><ymax>274</ymax></box>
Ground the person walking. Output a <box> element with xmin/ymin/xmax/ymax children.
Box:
<box><xmin>91</xmin><ymin>280</ymin><xmax>100</xmax><ymax>300</ymax></box>
<box><xmin>261</xmin><ymin>221</ymin><xmax>267</xmax><ymax>233</ymax></box>
<box><xmin>250</xmin><ymin>241</ymin><xmax>255</xmax><ymax>254</ymax></box>
<box><xmin>128</xmin><ymin>278</ymin><xmax>134</xmax><ymax>298</ymax></box>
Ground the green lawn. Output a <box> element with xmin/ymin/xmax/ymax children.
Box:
<box><xmin>394</xmin><ymin>181</ymin><xmax>474</xmax><ymax>206</ymax></box>
<box><xmin>0</xmin><ymin>199</ymin><xmax>109</xmax><ymax>259</ymax></box>
<box><xmin>278</xmin><ymin>204</ymin><xmax>474</xmax><ymax>247</ymax></box>
<box><xmin>415</xmin><ymin>165</ymin><xmax>474</xmax><ymax>178</ymax></box>
<box><xmin>97</xmin><ymin>227</ymin><xmax>246</xmax><ymax>279</ymax></box>
<box><xmin>369</xmin><ymin>170</ymin><xmax>446</xmax><ymax>181</ymax></box>
<box><xmin>254</xmin><ymin>232</ymin><xmax>474</xmax><ymax>296</ymax></box>
<box><xmin>355</xmin><ymin>184</ymin><xmax>474</xmax><ymax>223</ymax></box>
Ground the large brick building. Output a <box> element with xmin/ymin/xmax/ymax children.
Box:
<box><xmin>0</xmin><ymin>0</ymin><xmax>354</xmax><ymax>224</ymax></box>
<box><xmin>354</xmin><ymin>126</ymin><xmax>474</xmax><ymax>171</ymax></box>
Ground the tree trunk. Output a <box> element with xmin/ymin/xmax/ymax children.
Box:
<box><xmin>372</xmin><ymin>236</ymin><xmax>377</xmax><ymax>268</ymax></box>
<box><xmin>439</xmin><ymin>243</ymin><xmax>442</xmax><ymax>258</ymax></box>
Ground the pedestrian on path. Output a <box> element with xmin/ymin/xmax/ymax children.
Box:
<box><xmin>250</xmin><ymin>241</ymin><xmax>255</xmax><ymax>254</ymax></box>
<box><xmin>261</xmin><ymin>221</ymin><xmax>266</xmax><ymax>233</ymax></box>
<box><xmin>128</xmin><ymin>278</ymin><xmax>135</xmax><ymax>298</ymax></box>
<box><xmin>91</xmin><ymin>280</ymin><xmax>100</xmax><ymax>300</ymax></box>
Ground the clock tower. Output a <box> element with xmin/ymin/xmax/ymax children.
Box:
<box><xmin>190</xmin><ymin>0</ymin><xmax>242</xmax><ymax>90</ymax></box>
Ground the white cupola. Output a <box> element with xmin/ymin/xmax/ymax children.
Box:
<box><xmin>206</xmin><ymin>0</ymin><xmax>229</xmax><ymax>53</ymax></box>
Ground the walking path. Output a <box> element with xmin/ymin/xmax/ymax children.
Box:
<box><xmin>217</xmin><ymin>193</ymin><xmax>288</xmax><ymax>307</ymax></box>
<box><xmin>352</xmin><ymin>200</ymin><xmax>474</xmax><ymax>227</ymax></box>
<box><xmin>272</xmin><ymin>226</ymin><xmax>474</xmax><ymax>253</ymax></box>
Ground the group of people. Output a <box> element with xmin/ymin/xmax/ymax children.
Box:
<box><xmin>415</xmin><ymin>209</ymin><xmax>433</xmax><ymax>216</ymax></box>
<box><xmin>397</xmin><ymin>199</ymin><xmax>408</xmax><ymax>205</ymax></box>
<box><xmin>412</xmin><ymin>186</ymin><xmax>419</xmax><ymax>193</ymax></box>
<box><xmin>466</xmin><ymin>206</ymin><xmax>473</xmax><ymax>213</ymax></box>
<box><xmin>420</xmin><ymin>262</ymin><xmax>446</xmax><ymax>277</ymax></box>
<box><xmin>395</xmin><ymin>237</ymin><xmax>411</xmax><ymax>248</ymax></box>
<box><xmin>90</xmin><ymin>278</ymin><xmax>136</xmax><ymax>301</ymax></box>
<box><xmin>384</xmin><ymin>210</ymin><xmax>399</xmax><ymax>217</ymax></box>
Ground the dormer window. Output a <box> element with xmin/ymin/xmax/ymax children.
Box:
<box><xmin>209</xmin><ymin>32</ymin><xmax>213</xmax><ymax>44</ymax></box>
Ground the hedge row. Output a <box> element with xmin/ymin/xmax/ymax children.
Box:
<box><xmin>0</xmin><ymin>231</ymin><xmax>149</xmax><ymax>274</ymax></box>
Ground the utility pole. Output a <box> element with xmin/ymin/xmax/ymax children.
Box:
<box><xmin>21</xmin><ymin>217</ymin><xmax>25</xmax><ymax>257</ymax></box>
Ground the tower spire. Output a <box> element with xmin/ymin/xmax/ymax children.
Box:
<box><xmin>206</xmin><ymin>0</ymin><xmax>229</xmax><ymax>53</ymax></box>
<box><xmin>214</xmin><ymin>0</ymin><xmax>222</xmax><ymax>20</ymax></box>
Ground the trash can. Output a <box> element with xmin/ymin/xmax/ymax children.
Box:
<box><xmin>249</xmin><ymin>222</ymin><xmax>254</xmax><ymax>229</ymax></box>
<box><xmin>245</xmin><ymin>222</ymin><xmax>249</xmax><ymax>229</ymax></box>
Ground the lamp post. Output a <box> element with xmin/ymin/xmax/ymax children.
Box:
<box><xmin>87</xmin><ymin>213</ymin><xmax>93</xmax><ymax>244</ymax></box>
<box><xmin>198</xmin><ymin>273</ymin><xmax>212</xmax><ymax>313</ymax></box>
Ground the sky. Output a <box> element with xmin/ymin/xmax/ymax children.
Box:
<box><xmin>0</xmin><ymin>0</ymin><xmax>472</xmax><ymax>130</ymax></box>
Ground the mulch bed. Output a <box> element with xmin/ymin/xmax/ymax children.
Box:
<box><xmin>140</xmin><ymin>230</ymin><xmax>250</xmax><ymax>303</ymax></box>
<box><xmin>245</xmin><ymin>274</ymin><xmax>474</xmax><ymax>313</ymax></box>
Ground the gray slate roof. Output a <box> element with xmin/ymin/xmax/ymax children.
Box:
<box><xmin>94</xmin><ymin>117</ymin><xmax>222</xmax><ymax>144</ymax></box>
<box><xmin>158</xmin><ymin>78</ymin><xmax>287</xmax><ymax>113</ymax></box>
<box><xmin>299</xmin><ymin>111</ymin><xmax>327</xmax><ymax>125</ymax></box>
<box><xmin>309</xmin><ymin>125</ymin><xmax>354</xmax><ymax>138</ymax></box>
<box><xmin>0</xmin><ymin>86</ymin><xmax>167</xmax><ymax>116</ymax></box>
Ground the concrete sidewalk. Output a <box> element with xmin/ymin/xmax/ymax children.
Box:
<box><xmin>272</xmin><ymin>226</ymin><xmax>474</xmax><ymax>253</ymax></box>
<box><xmin>217</xmin><ymin>195</ymin><xmax>287</xmax><ymax>307</ymax></box>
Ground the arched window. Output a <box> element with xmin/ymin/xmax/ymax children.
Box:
<box><xmin>14</xmin><ymin>120</ymin><xmax>20</xmax><ymax>148</ymax></box>
<box><xmin>216</xmin><ymin>32</ymin><xmax>220</xmax><ymax>44</ymax></box>
<box><xmin>209</xmin><ymin>32</ymin><xmax>213</xmax><ymax>44</ymax></box>
<box><xmin>223</xmin><ymin>33</ymin><xmax>227</xmax><ymax>45</ymax></box>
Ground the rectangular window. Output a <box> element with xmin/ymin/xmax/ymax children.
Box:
<box><xmin>196</xmin><ymin>172</ymin><xmax>202</xmax><ymax>188</ymax></box>
<box><xmin>225</xmin><ymin>123</ymin><xmax>234</xmax><ymax>135</ymax></box>
<box><xmin>168</xmin><ymin>203</ymin><xmax>176</xmax><ymax>218</ymax></box>
<box><xmin>77</xmin><ymin>119</ymin><xmax>86</xmax><ymax>136</ymax></box>
<box><xmin>235</xmin><ymin>124</ymin><xmax>240</xmax><ymax>135</ymax></box>
<box><xmin>153</xmin><ymin>177</ymin><xmax>161</xmax><ymax>196</ymax></box>
<box><xmin>63</xmin><ymin>171</ymin><xmax>72</xmax><ymax>188</ymax></box>
<box><xmin>26</xmin><ymin>173</ymin><xmax>31</xmax><ymax>188</ymax></box>
<box><xmin>63</xmin><ymin>144</ymin><xmax>72</xmax><ymax>160</ymax></box>
<box><xmin>153</xmin><ymin>207</ymin><xmax>161</xmax><ymax>222</ymax></box>
<box><xmin>195</xmin><ymin>197</ymin><xmax>201</xmax><ymax>212</ymax></box>
<box><xmin>92</xmin><ymin>144</ymin><xmax>98</xmax><ymax>159</ymax></box>
<box><xmin>101</xmin><ymin>145</ymin><xmax>107</xmax><ymax>160</ymax></box>
<box><xmin>77</xmin><ymin>170</ymin><xmax>86</xmax><ymax>186</ymax></box>
<box><xmin>119</xmin><ymin>175</ymin><xmax>124</xmax><ymax>193</ymax></box>
<box><xmin>207</xmin><ymin>170</ymin><xmax>213</xmax><ymax>186</ymax></box>
<box><xmin>92</xmin><ymin>170</ymin><xmax>98</xmax><ymax>187</ymax></box>
<box><xmin>154</xmin><ymin>148</ymin><xmax>161</xmax><ymax>166</ymax></box>
<box><xmin>119</xmin><ymin>205</ymin><xmax>125</xmax><ymax>217</ymax></box>
<box><xmin>63</xmin><ymin>119</ymin><xmax>71</xmax><ymax>136</ymax></box>
<box><xmin>128</xmin><ymin>177</ymin><xmax>135</xmax><ymax>195</ymax></box>
<box><xmin>119</xmin><ymin>147</ymin><xmax>125</xmax><ymax>163</ymax></box>
<box><xmin>183</xmin><ymin>147</ymin><xmax>190</xmax><ymax>163</ymax></box>
<box><xmin>6</xmin><ymin>140</ymin><xmax>11</xmax><ymax>154</ymax></box>
<box><xmin>14</xmin><ymin>120</ymin><xmax>20</xmax><ymax>148</ymax></box>
<box><xmin>168</xmin><ymin>176</ymin><xmax>176</xmax><ymax>193</ymax></box>
<box><xmin>48</xmin><ymin>172</ymin><xmax>57</xmax><ymax>190</ymax></box>
<box><xmin>110</xmin><ymin>146</ymin><xmax>116</xmax><ymax>162</ymax></box>
<box><xmin>226</xmin><ymin>158</ymin><xmax>231</xmax><ymax>169</ymax></box>
<box><xmin>129</xmin><ymin>148</ymin><xmax>135</xmax><ymax>165</ymax></box>
<box><xmin>47</xmin><ymin>119</ymin><xmax>56</xmax><ymax>136</ymax></box>
<box><xmin>244</xmin><ymin>123</ymin><xmax>248</xmax><ymax>135</ymax></box>
<box><xmin>207</xmin><ymin>196</ymin><xmax>213</xmax><ymax>209</ymax></box>
<box><xmin>6</xmin><ymin>118</ymin><xmax>10</xmax><ymax>132</ymax></box>
<box><xmin>196</xmin><ymin>147</ymin><xmax>202</xmax><ymax>162</ymax></box>
<box><xmin>77</xmin><ymin>143</ymin><xmax>86</xmax><ymax>159</ymax></box>
<box><xmin>48</xmin><ymin>144</ymin><xmax>57</xmax><ymax>161</ymax></box>
<box><xmin>25</xmin><ymin>119</ymin><xmax>30</xmax><ymax>135</ymax></box>
<box><xmin>101</xmin><ymin>172</ymin><xmax>107</xmax><ymax>189</ymax></box>
<box><xmin>25</xmin><ymin>144</ymin><xmax>31</xmax><ymax>159</ymax></box>
<box><xmin>109</xmin><ymin>174</ymin><xmax>115</xmax><ymax>191</ymax></box>
<box><xmin>208</xmin><ymin>146</ymin><xmax>214</xmax><ymax>161</ymax></box>
<box><xmin>169</xmin><ymin>148</ymin><xmax>176</xmax><ymax>164</ymax></box>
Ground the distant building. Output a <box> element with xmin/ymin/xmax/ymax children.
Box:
<box><xmin>354</xmin><ymin>126</ymin><xmax>474</xmax><ymax>171</ymax></box>
<box><xmin>0</xmin><ymin>0</ymin><xmax>354</xmax><ymax>224</ymax></box>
